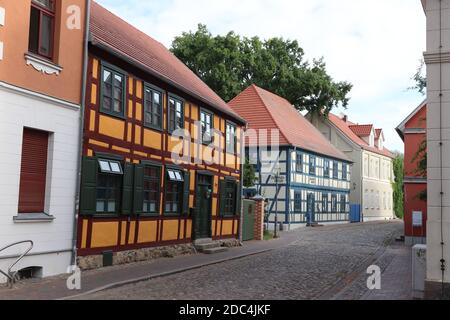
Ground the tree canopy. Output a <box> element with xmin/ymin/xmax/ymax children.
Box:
<box><xmin>392</xmin><ymin>153</ymin><xmax>404</xmax><ymax>219</ymax></box>
<box><xmin>171</xmin><ymin>24</ymin><xmax>352</xmax><ymax>116</ymax></box>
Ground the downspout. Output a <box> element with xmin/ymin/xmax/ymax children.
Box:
<box><xmin>437</xmin><ymin>0</ymin><xmax>446</xmax><ymax>298</ymax></box>
<box><xmin>71</xmin><ymin>0</ymin><xmax>91</xmax><ymax>267</ymax></box>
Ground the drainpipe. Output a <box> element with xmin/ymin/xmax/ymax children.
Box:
<box><xmin>437</xmin><ymin>0</ymin><xmax>446</xmax><ymax>298</ymax></box>
<box><xmin>70</xmin><ymin>0</ymin><xmax>91</xmax><ymax>267</ymax></box>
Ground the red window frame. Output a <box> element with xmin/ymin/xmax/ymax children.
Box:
<box><xmin>29</xmin><ymin>0</ymin><xmax>56</xmax><ymax>60</ymax></box>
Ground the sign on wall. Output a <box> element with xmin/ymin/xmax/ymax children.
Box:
<box><xmin>412</xmin><ymin>211</ymin><xmax>423</xmax><ymax>227</ymax></box>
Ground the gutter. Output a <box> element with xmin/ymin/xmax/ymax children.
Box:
<box><xmin>89</xmin><ymin>40</ymin><xmax>247</xmax><ymax>126</ymax></box>
<box><xmin>70</xmin><ymin>0</ymin><xmax>91</xmax><ymax>267</ymax></box>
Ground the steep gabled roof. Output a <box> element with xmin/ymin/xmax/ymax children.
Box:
<box><xmin>349</xmin><ymin>124</ymin><xmax>374</xmax><ymax>137</ymax></box>
<box><xmin>396</xmin><ymin>100</ymin><xmax>427</xmax><ymax>141</ymax></box>
<box><xmin>328</xmin><ymin>113</ymin><xmax>394</xmax><ymax>158</ymax></box>
<box><xmin>228</xmin><ymin>85</ymin><xmax>351</xmax><ymax>162</ymax></box>
<box><xmin>375</xmin><ymin>129</ymin><xmax>383</xmax><ymax>139</ymax></box>
<box><xmin>89</xmin><ymin>1</ymin><xmax>245</xmax><ymax>125</ymax></box>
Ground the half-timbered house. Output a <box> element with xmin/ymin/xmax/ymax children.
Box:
<box><xmin>77</xmin><ymin>2</ymin><xmax>245</xmax><ymax>265</ymax></box>
<box><xmin>229</xmin><ymin>85</ymin><xmax>352</xmax><ymax>230</ymax></box>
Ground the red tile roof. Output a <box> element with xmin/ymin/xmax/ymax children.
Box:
<box><xmin>349</xmin><ymin>124</ymin><xmax>374</xmax><ymax>137</ymax></box>
<box><xmin>228</xmin><ymin>85</ymin><xmax>351</xmax><ymax>162</ymax></box>
<box><xmin>328</xmin><ymin>113</ymin><xmax>394</xmax><ymax>158</ymax></box>
<box><xmin>89</xmin><ymin>1</ymin><xmax>245</xmax><ymax>125</ymax></box>
<box><xmin>375</xmin><ymin>129</ymin><xmax>383</xmax><ymax>139</ymax></box>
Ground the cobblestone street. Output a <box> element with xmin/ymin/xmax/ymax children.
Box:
<box><xmin>80</xmin><ymin>221</ymin><xmax>405</xmax><ymax>300</ymax></box>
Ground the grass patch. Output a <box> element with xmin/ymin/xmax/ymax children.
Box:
<box><xmin>264</xmin><ymin>230</ymin><xmax>274</xmax><ymax>241</ymax></box>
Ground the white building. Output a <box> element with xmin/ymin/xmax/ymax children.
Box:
<box><xmin>0</xmin><ymin>0</ymin><xmax>87</xmax><ymax>283</ymax></box>
<box><xmin>308</xmin><ymin>113</ymin><xmax>395</xmax><ymax>222</ymax></box>
<box><xmin>422</xmin><ymin>0</ymin><xmax>450</xmax><ymax>298</ymax></box>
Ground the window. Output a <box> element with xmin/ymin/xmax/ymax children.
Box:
<box><xmin>165</xmin><ymin>169</ymin><xmax>184</xmax><ymax>215</ymax></box>
<box><xmin>226</xmin><ymin>122</ymin><xmax>237</xmax><ymax>154</ymax></box>
<box><xmin>101</xmin><ymin>66</ymin><xmax>125</xmax><ymax>117</ymax></box>
<box><xmin>324</xmin><ymin>160</ymin><xmax>330</xmax><ymax>178</ymax></box>
<box><xmin>143</xmin><ymin>166</ymin><xmax>160</xmax><ymax>215</ymax></box>
<box><xmin>96</xmin><ymin>159</ymin><xmax>123</xmax><ymax>214</ymax></box>
<box><xmin>340</xmin><ymin>194</ymin><xmax>347</xmax><ymax>213</ymax></box>
<box><xmin>322</xmin><ymin>194</ymin><xmax>329</xmax><ymax>212</ymax></box>
<box><xmin>309</xmin><ymin>156</ymin><xmax>316</xmax><ymax>176</ymax></box>
<box><xmin>296</xmin><ymin>152</ymin><xmax>303</xmax><ymax>173</ymax></box>
<box><xmin>200</xmin><ymin>110</ymin><xmax>213</xmax><ymax>144</ymax></box>
<box><xmin>342</xmin><ymin>164</ymin><xmax>347</xmax><ymax>181</ymax></box>
<box><xmin>18</xmin><ymin>128</ymin><xmax>49</xmax><ymax>213</ymax></box>
<box><xmin>168</xmin><ymin>96</ymin><xmax>184</xmax><ymax>133</ymax></box>
<box><xmin>331</xmin><ymin>194</ymin><xmax>338</xmax><ymax>213</ymax></box>
<box><xmin>144</xmin><ymin>86</ymin><xmax>163</xmax><ymax>130</ymax></box>
<box><xmin>294</xmin><ymin>191</ymin><xmax>302</xmax><ymax>213</ymax></box>
<box><xmin>224</xmin><ymin>180</ymin><xmax>237</xmax><ymax>216</ymax></box>
<box><xmin>333</xmin><ymin>162</ymin><xmax>339</xmax><ymax>179</ymax></box>
<box><xmin>28</xmin><ymin>0</ymin><xmax>55</xmax><ymax>59</ymax></box>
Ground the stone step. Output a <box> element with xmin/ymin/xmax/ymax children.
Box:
<box><xmin>202</xmin><ymin>247</ymin><xmax>228</xmax><ymax>255</ymax></box>
<box><xmin>194</xmin><ymin>238</ymin><xmax>213</xmax><ymax>245</ymax></box>
<box><xmin>195</xmin><ymin>242</ymin><xmax>220</xmax><ymax>251</ymax></box>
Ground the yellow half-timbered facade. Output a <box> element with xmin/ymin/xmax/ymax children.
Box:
<box><xmin>77</xmin><ymin>2</ymin><xmax>246</xmax><ymax>258</ymax></box>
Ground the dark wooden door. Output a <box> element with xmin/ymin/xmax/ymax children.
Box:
<box><xmin>307</xmin><ymin>193</ymin><xmax>316</xmax><ymax>224</ymax></box>
<box><xmin>194</xmin><ymin>175</ymin><xmax>212</xmax><ymax>239</ymax></box>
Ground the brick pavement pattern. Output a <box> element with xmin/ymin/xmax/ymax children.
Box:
<box><xmin>79</xmin><ymin>222</ymin><xmax>404</xmax><ymax>300</ymax></box>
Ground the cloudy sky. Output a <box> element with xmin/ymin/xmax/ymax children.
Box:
<box><xmin>96</xmin><ymin>0</ymin><xmax>426</xmax><ymax>152</ymax></box>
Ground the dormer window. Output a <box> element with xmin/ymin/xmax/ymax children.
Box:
<box><xmin>28</xmin><ymin>0</ymin><xmax>55</xmax><ymax>60</ymax></box>
<box><xmin>369</xmin><ymin>132</ymin><xmax>375</xmax><ymax>147</ymax></box>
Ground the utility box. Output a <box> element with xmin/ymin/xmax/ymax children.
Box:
<box><xmin>412</xmin><ymin>244</ymin><xmax>427</xmax><ymax>299</ymax></box>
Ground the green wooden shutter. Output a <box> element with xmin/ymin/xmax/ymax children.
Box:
<box><xmin>121</xmin><ymin>162</ymin><xmax>134</xmax><ymax>215</ymax></box>
<box><xmin>80</xmin><ymin>156</ymin><xmax>98</xmax><ymax>216</ymax></box>
<box><xmin>219</xmin><ymin>179</ymin><xmax>227</xmax><ymax>217</ymax></box>
<box><xmin>182</xmin><ymin>171</ymin><xmax>190</xmax><ymax>216</ymax></box>
<box><xmin>235</xmin><ymin>181</ymin><xmax>242</xmax><ymax>217</ymax></box>
<box><xmin>133</xmin><ymin>164</ymin><xmax>145</xmax><ymax>215</ymax></box>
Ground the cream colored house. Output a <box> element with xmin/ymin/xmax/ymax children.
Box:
<box><xmin>422</xmin><ymin>0</ymin><xmax>450</xmax><ymax>298</ymax></box>
<box><xmin>308</xmin><ymin>113</ymin><xmax>395</xmax><ymax>222</ymax></box>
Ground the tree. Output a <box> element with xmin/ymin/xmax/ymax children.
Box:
<box><xmin>171</xmin><ymin>24</ymin><xmax>352</xmax><ymax>116</ymax></box>
<box><xmin>243</xmin><ymin>158</ymin><xmax>257</xmax><ymax>188</ymax></box>
<box><xmin>392</xmin><ymin>153</ymin><xmax>404</xmax><ymax>219</ymax></box>
<box><xmin>412</xmin><ymin>136</ymin><xmax>427</xmax><ymax>201</ymax></box>
<box><xmin>410</xmin><ymin>59</ymin><xmax>427</xmax><ymax>95</ymax></box>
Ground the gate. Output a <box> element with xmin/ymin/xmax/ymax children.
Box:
<box><xmin>242</xmin><ymin>199</ymin><xmax>255</xmax><ymax>241</ymax></box>
<box><xmin>350</xmin><ymin>204</ymin><xmax>361</xmax><ymax>223</ymax></box>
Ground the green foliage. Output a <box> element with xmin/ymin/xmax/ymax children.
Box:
<box><xmin>410</xmin><ymin>60</ymin><xmax>427</xmax><ymax>95</ymax></box>
<box><xmin>171</xmin><ymin>24</ymin><xmax>352</xmax><ymax>116</ymax></box>
<box><xmin>243</xmin><ymin>158</ymin><xmax>257</xmax><ymax>188</ymax></box>
<box><xmin>392</xmin><ymin>154</ymin><xmax>404</xmax><ymax>219</ymax></box>
<box><xmin>412</xmin><ymin>137</ymin><xmax>427</xmax><ymax>201</ymax></box>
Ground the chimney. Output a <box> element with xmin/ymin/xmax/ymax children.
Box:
<box><xmin>339</xmin><ymin>113</ymin><xmax>348</xmax><ymax>122</ymax></box>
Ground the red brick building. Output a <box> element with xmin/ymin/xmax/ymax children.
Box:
<box><xmin>396</xmin><ymin>100</ymin><xmax>427</xmax><ymax>245</ymax></box>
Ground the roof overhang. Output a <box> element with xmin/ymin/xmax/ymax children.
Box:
<box><xmin>395</xmin><ymin>99</ymin><xmax>427</xmax><ymax>141</ymax></box>
<box><xmin>89</xmin><ymin>39</ymin><xmax>247</xmax><ymax>126</ymax></box>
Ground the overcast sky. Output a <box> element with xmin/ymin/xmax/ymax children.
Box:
<box><xmin>96</xmin><ymin>0</ymin><xmax>426</xmax><ymax>152</ymax></box>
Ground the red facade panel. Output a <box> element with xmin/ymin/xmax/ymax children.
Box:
<box><xmin>18</xmin><ymin>128</ymin><xmax>49</xmax><ymax>213</ymax></box>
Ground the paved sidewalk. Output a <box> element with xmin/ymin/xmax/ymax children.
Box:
<box><xmin>0</xmin><ymin>231</ymin><xmax>299</xmax><ymax>300</ymax></box>
<box><xmin>361</xmin><ymin>244</ymin><xmax>412</xmax><ymax>300</ymax></box>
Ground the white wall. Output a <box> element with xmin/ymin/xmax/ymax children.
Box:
<box><xmin>424</xmin><ymin>0</ymin><xmax>450</xmax><ymax>284</ymax></box>
<box><xmin>0</xmin><ymin>84</ymin><xmax>80</xmax><ymax>282</ymax></box>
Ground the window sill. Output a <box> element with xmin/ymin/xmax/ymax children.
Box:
<box><xmin>99</xmin><ymin>109</ymin><xmax>127</xmax><ymax>121</ymax></box>
<box><xmin>24</xmin><ymin>53</ymin><xmax>62</xmax><ymax>75</ymax></box>
<box><xmin>13</xmin><ymin>213</ymin><xmax>55</xmax><ymax>223</ymax></box>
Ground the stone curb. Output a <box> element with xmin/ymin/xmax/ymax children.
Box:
<box><xmin>60</xmin><ymin>248</ymin><xmax>274</xmax><ymax>300</ymax></box>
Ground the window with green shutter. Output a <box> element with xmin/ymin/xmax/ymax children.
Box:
<box><xmin>219</xmin><ymin>179</ymin><xmax>240</xmax><ymax>217</ymax></box>
<box><xmin>143</xmin><ymin>165</ymin><xmax>161</xmax><ymax>215</ymax></box>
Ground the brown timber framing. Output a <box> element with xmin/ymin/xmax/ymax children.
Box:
<box><xmin>78</xmin><ymin>47</ymin><xmax>242</xmax><ymax>256</ymax></box>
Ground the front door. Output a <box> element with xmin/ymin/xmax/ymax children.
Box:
<box><xmin>307</xmin><ymin>193</ymin><xmax>316</xmax><ymax>225</ymax></box>
<box><xmin>194</xmin><ymin>174</ymin><xmax>213</xmax><ymax>240</ymax></box>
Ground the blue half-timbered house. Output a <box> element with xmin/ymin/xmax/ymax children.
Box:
<box><xmin>229</xmin><ymin>85</ymin><xmax>352</xmax><ymax>229</ymax></box>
